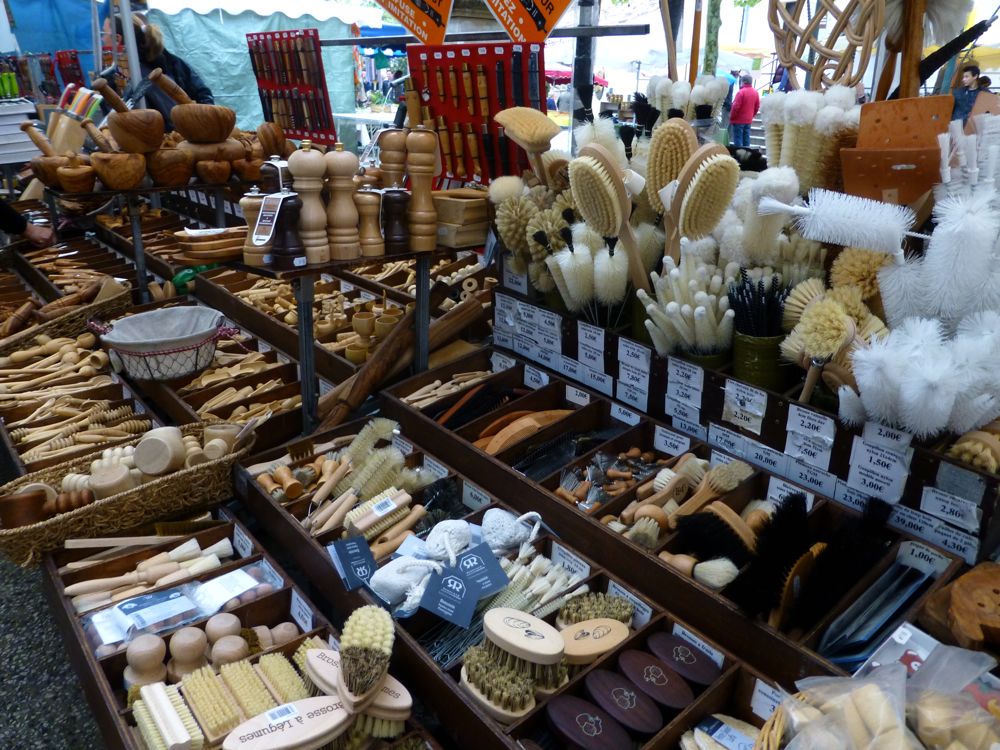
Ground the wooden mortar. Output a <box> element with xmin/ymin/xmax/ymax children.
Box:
<box><xmin>56</xmin><ymin>153</ymin><xmax>96</xmax><ymax>193</ymax></box>
<box><xmin>147</xmin><ymin>148</ymin><xmax>195</xmax><ymax>187</ymax></box>
<box><xmin>257</xmin><ymin>122</ymin><xmax>287</xmax><ymax>158</ymax></box>
<box><xmin>177</xmin><ymin>139</ymin><xmax>245</xmax><ymax>162</ymax></box>
<box><xmin>195</xmin><ymin>160</ymin><xmax>232</xmax><ymax>184</ymax></box>
<box><xmin>84</xmin><ymin>120</ymin><xmax>146</xmax><ymax>190</ymax></box>
<box><xmin>149</xmin><ymin>68</ymin><xmax>236</xmax><ymax>143</ymax></box>
<box><xmin>93</xmin><ymin>78</ymin><xmax>165</xmax><ymax>154</ymax></box>
<box><xmin>20</xmin><ymin>122</ymin><xmax>66</xmax><ymax>187</ymax></box>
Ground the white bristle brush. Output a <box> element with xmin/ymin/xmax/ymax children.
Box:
<box><xmin>743</xmin><ymin>167</ymin><xmax>799</xmax><ymax>264</ymax></box>
<box><xmin>488</xmin><ymin>176</ymin><xmax>526</xmax><ymax>204</ymax></box>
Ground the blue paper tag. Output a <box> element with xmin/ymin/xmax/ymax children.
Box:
<box><xmin>696</xmin><ymin>717</ymin><xmax>755</xmax><ymax>750</ymax></box>
<box><xmin>327</xmin><ymin>538</ymin><xmax>376</xmax><ymax>591</ymax></box>
<box><xmin>454</xmin><ymin>543</ymin><xmax>508</xmax><ymax>599</ymax></box>
<box><xmin>419</xmin><ymin>568</ymin><xmax>477</xmax><ymax>627</ymax></box>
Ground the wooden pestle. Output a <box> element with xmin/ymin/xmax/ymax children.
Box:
<box><xmin>91</xmin><ymin>78</ymin><xmax>129</xmax><ymax>113</ymax></box>
<box><xmin>63</xmin><ymin>562</ymin><xmax>180</xmax><ymax>596</ymax></box>
<box><xmin>19</xmin><ymin>122</ymin><xmax>56</xmax><ymax>156</ymax></box>
<box><xmin>81</xmin><ymin>119</ymin><xmax>112</xmax><ymax>153</ymax></box>
<box><xmin>148</xmin><ymin>67</ymin><xmax>192</xmax><ymax>104</ymax></box>
<box><xmin>405</xmin><ymin>126</ymin><xmax>439</xmax><ymax>252</ymax></box>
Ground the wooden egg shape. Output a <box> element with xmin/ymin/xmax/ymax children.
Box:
<box><xmin>584</xmin><ymin>668</ymin><xmax>664</xmax><ymax>736</ymax></box>
<box><xmin>617</xmin><ymin>649</ymin><xmax>694</xmax><ymax>710</ymax></box>
<box><xmin>546</xmin><ymin>694</ymin><xmax>631</xmax><ymax>750</ymax></box>
<box><xmin>646</xmin><ymin>632</ymin><xmax>723</xmax><ymax>688</ymax></box>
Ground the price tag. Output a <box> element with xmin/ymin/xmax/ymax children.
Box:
<box><xmin>493</xmin><ymin>329</ymin><xmax>513</xmax><ymax>348</ymax></box>
<box><xmin>583</xmin><ymin>367</ymin><xmax>613</xmax><ymax>396</ymax></box>
<box><xmin>197</xmin><ymin>191</ymin><xmax>209</xmax><ymax>206</ymax></box>
<box><xmin>616</xmin><ymin>381</ymin><xmax>648</xmax><ymax>413</ymax></box>
<box><xmin>937</xmin><ymin>461</ymin><xmax>987</xmax><ymax>506</ymax></box>
<box><xmin>290</xmin><ymin>589</ymin><xmax>313</xmax><ymax>632</ymax></box>
<box><xmin>462</xmin><ymin>481</ymin><xmax>492</xmax><ymax>511</ymax></box>
<box><xmin>787</xmin><ymin>404</ymin><xmax>835</xmax><ymax>441</ymax></box>
<box><xmin>863</xmin><ymin>422</ymin><xmax>913</xmax><ymax>454</ymax></box>
<box><xmin>610</xmin><ymin>402</ymin><xmax>641</xmax><ymax>426</ymax></box>
<box><xmin>929</xmin><ymin>524</ymin><xmax>978</xmax><ymax>565</ymax></box>
<box><xmin>722</xmin><ymin>379</ymin><xmax>768</xmax><ymax>435</ymax></box>
<box><xmin>513</xmin><ymin>334</ymin><xmax>539</xmax><ymax>361</ymax></box>
<box><xmin>259</xmin><ymin>558</ymin><xmax>281</xmax><ymax>586</ymax></box>
<box><xmin>265</xmin><ymin>704</ymin><xmax>300</xmax><ymax>723</ymax></box>
<box><xmin>494</xmin><ymin>293</ymin><xmax>516</xmax><ymax>326</ymax></box>
<box><xmin>234</xmin><ymin>203</ymin><xmax>245</xmax><ymax>219</ymax></box>
<box><xmin>674</xmin><ymin>416</ymin><xmax>707</xmax><ymax>442</ymax></box>
<box><xmin>708</xmin><ymin>423</ymin><xmax>746</xmax><ymax>458</ymax></box>
<box><xmin>455</xmin><ymin>543</ymin><xmax>508</xmax><ymax>598</ymax></box>
<box><xmin>423</xmin><ymin>455</ymin><xmax>449</xmax><ymax>480</ymax></box>
<box><xmin>341</xmin><ymin>281</ymin><xmax>356</xmax><ymax>293</ymax></box>
<box><xmin>785</xmin><ymin>430</ymin><xmax>833</xmax><ymax>471</ymax></box>
<box><xmin>667</xmin><ymin>378</ymin><xmax>702</xmax><ymax>411</ymax></box>
<box><xmin>888</xmin><ymin>505</ymin><xmax>938</xmax><ymax>541</ymax></box>
<box><xmin>767</xmin><ymin>476</ymin><xmax>814</xmax><ymax>511</ymax></box>
<box><xmin>897</xmin><ymin>540</ymin><xmax>953</xmax><ymax>577</ymax></box>
<box><xmin>491</xmin><ymin>351</ymin><xmax>516</xmax><ymax>371</ymax></box>
<box><xmin>232</xmin><ymin>525</ymin><xmax>253</xmax><ymax>558</ymax></box>
<box><xmin>523</xmin><ymin>364</ymin><xmax>549</xmax><ymax>389</ymax></box>
<box><xmin>327</xmin><ymin>538</ymin><xmax>377</xmax><ymax>590</ymax></box>
<box><xmin>391</xmin><ymin>434</ymin><xmax>414</xmax><ymax>456</ymax></box>
<box><xmin>618</xmin><ymin>338</ymin><xmax>651</xmax><ymax>370</ymax></box>
<box><xmin>654</xmin><ymin>425</ymin><xmax>691</xmax><ymax>457</ymax></box>
<box><xmin>419</xmin><ymin>568</ymin><xmax>477</xmax><ymax>627</ymax></box>
<box><xmin>560</xmin><ymin>355</ymin><xmax>582</xmax><ymax>381</ymax></box>
<box><xmin>751</xmin><ymin>679</ymin><xmax>788</xmax><ymax>722</ymax></box>
<box><xmin>711</xmin><ymin>450</ymin><xmax>735</xmax><ymax>466</ymax></box>
<box><xmin>606</xmin><ymin>580</ymin><xmax>653</xmax><ymax>627</ymax></box>
<box><xmin>319</xmin><ymin>380</ymin><xmax>333</xmax><ymax>397</ymax></box>
<box><xmin>672</xmin><ymin>624</ymin><xmax>725</xmax><ymax>668</ymax></box>
<box><xmin>537</xmin><ymin>308</ymin><xmax>562</xmax><ymax>339</ymax></box>
<box><xmin>536</xmin><ymin>347</ymin><xmax>557</xmax><ymax>368</ymax></box>
<box><xmin>565</xmin><ymin>385</ymin><xmax>590</xmax><ymax>406</ymax></box>
<box><xmin>834</xmin><ymin>480</ymin><xmax>871</xmax><ymax>513</ymax></box>
<box><xmin>847</xmin><ymin>437</ymin><xmax>911</xmax><ymax>503</ymax></box>
<box><xmin>745</xmin><ymin>439</ymin><xmax>788</xmax><ymax>477</ymax></box>
<box><xmin>502</xmin><ymin>261</ymin><xmax>528</xmax><ymax>294</ymax></box>
<box><xmin>696</xmin><ymin>717</ymin><xmax>755</xmax><ymax>750</ymax></box>
<box><xmin>551</xmin><ymin>542</ymin><xmax>591</xmax><ymax>579</ymax></box>
<box><xmin>668</xmin><ymin>356</ymin><xmax>704</xmax><ymax>391</ymax></box>
<box><xmin>358</xmin><ymin>290</ymin><xmax>377</xmax><ymax>303</ymax></box>
<box><xmin>787</xmin><ymin>458</ymin><xmax>838</xmax><ymax>498</ymax></box>
<box><xmin>578</xmin><ymin>342</ymin><xmax>605</xmax><ymax>373</ymax></box>
<box><xmin>921</xmin><ymin>486</ymin><xmax>981</xmax><ymax>534</ymax></box>
<box><xmin>224</xmin><ymin>201</ymin><xmax>234</xmax><ymax>215</ymax></box>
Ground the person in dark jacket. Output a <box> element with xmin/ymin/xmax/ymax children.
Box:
<box><xmin>105</xmin><ymin>14</ymin><xmax>213</xmax><ymax>130</ymax></box>
<box><xmin>0</xmin><ymin>200</ymin><xmax>53</xmax><ymax>246</ymax></box>
<box><xmin>952</xmin><ymin>64</ymin><xmax>982</xmax><ymax>123</ymax></box>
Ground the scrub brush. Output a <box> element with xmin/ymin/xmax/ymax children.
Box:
<box><xmin>795</xmin><ymin>298</ymin><xmax>855</xmax><ymax>403</ymax></box>
<box><xmin>488</xmin><ymin>175</ymin><xmax>526</xmax><ymax>205</ymax></box>
<box><xmin>782</xmin><ymin>277</ymin><xmax>825</xmax><ymax>331</ymax></box>
<box><xmin>479</xmin><ymin>607</ymin><xmax>568</xmax><ymax>695</ymax></box>
<box><xmin>294</xmin><ymin>636</ymin><xmax>331</xmax><ymax>696</ymax></box>
<box><xmin>181</xmin><ymin>665</ymin><xmax>242</xmax><ymax>739</ymax></box>
<box><xmin>220</xmin><ymin>659</ymin><xmax>276</xmax><ymax>718</ymax></box>
<box><xmin>134</xmin><ymin>682</ymin><xmax>205</xmax><ymax>750</ymax></box>
<box><xmin>668</xmin><ymin>460</ymin><xmax>754</xmax><ymax>529</ymax></box>
<box><xmin>573</xmin><ymin>117</ymin><xmax>627</xmax><ymax>169</ymax></box>
<box><xmin>742</xmin><ymin>167</ymin><xmax>799</xmax><ymax>264</ymax></box>
<box><xmin>335</xmin><ymin>446</ymin><xmax>405</xmax><ymax>499</ymax></box>
<box><xmin>624</xmin><ymin>511</ymin><xmax>668</xmax><ymax>549</ymax></box>
<box><xmin>635</xmin><ymin>222</ymin><xmax>665</xmax><ymax>274</ymax></box>
<box><xmin>645</xmin><ymin>118</ymin><xmax>699</xmax><ymax>217</ymax></box>
<box><xmin>343</xmin><ymin>488</ymin><xmax>412</xmax><ymax>540</ymax></box>
<box><xmin>341</xmin><ymin>418</ymin><xmax>398</xmax><ymax>467</ymax></box>
<box><xmin>670</xmin><ymin>81</ymin><xmax>691</xmax><ymax>119</ymax></box>
<box><xmin>528</xmin><ymin>261</ymin><xmax>555</xmax><ymax>293</ymax></box>
<box><xmin>830</xmin><ymin>246</ymin><xmax>891</xmax><ymax>300</ymax></box>
<box><xmin>758</xmin><ymin>188</ymin><xmax>916</xmax><ymax>256</ymax></box>
<box><xmin>657</xmin><ymin>552</ymin><xmax>740</xmax><ymax>590</ymax></box>
<box><xmin>807</xmin><ymin>105</ymin><xmax>848</xmax><ymax>194</ymax></box>
<box><xmin>780</xmin><ymin>89</ymin><xmax>822</xmax><ymax>172</ymax></box>
<box><xmin>677</xmin><ymin>148</ymin><xmax>741</xmax><ymax>243</ymax></box>
<box><xmin>257</xmin><ymin>653</ymin><xmax>310</xmax><ymax>703</ymax></box>
<box><xmin>759</xmin><ymin>92</ymin><xmax>785</xmax><ymax>165</ymax></box>
<box><xmin>555</xmin><ymin>592</ymin><xmax>634</xmax><ymax>628</ymax></box>
<box><xmin>494</xmin><ymin>107</ymin><xmax>562</xmax><ymax>186</ymax></box>
<box><xmin>593</xmin><ymin>244</ymin><xmax>629</xmax><ymax>313</ymax></box>
<box><xmin>824</xmin><ymin>285</ymin><xmax>869</xmax><ymax>327</ymax></box>
<box><xmin>495</xmin><ymin>196</ymin><xmax>539</xmax><ymax>273</ymax></box>
<box><xmin>674</xmin><ymin>502</ymin><xmax>757</xmax><ymax>567</ymax></box>
<box><xmin>460</xmin><ymin>644</ymin><xmax>535</xmax><ymax>724</ymax></box>
<box><xmin>338</xmin><ymin>605</ymin><xmax>395</xmax><ymax>711</ymax></box>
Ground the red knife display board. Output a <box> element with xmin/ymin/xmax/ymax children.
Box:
<box><xmin>407</xmin><ymin>42</ymin><xmax>546</xmax><ymax>184</ymax></box>
<box><xmin>245</xmin><ymin>29</ymin><xmax>337</xmax><ymax>146</ymax></box>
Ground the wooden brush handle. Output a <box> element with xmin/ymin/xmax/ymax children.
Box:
<box><xmin>309</xmin><ymin>459</ymin><xmax>351</xmax><ymax>508</ymax></box>
<box><xmin>799</xmin><ymin>361</ymin><xmax>823</xmax><ymax>405</ymax></box>
<box><xmin>311</xmin><ymin>490</ymin><xmax>358</xmax><ymax>536</ymax></box>
<box><xmin>371</xmin><ymin>530</ymin><xmax>414</xmax><ymax>559</ymax></box>
<box><xmin>377</xmin><ymin>504</ymin><xmax>426</xmax><ymax>542</ymax></box>
<box><xmin>62</xmin><ymin>562</ymin><xmax>179</xmax><ymax>596</ymax></box>
<box><xmin>657</xmin><ymin>551</ymin><xmax>696</xmax><ymax>577</ymax></box>
<box><xmin>81</xmin><ymin>119</ymin><xmax>112</xmax><ymax>153</ymax></box>
<box><xmin>667</xmin><ymin>484</ymin><xmax>719</xmax><ymax>530</ymax></box>
<box><xmin>19</xmin><ymin>122</ymin><xmax>56</xmax><ymax>156</ymax></box>
<box><xmin>91</xmin><ymin>78</ymin><xmax>129</xmax><ymax>113</ymax></box>
<box><xmin>148</xmin><ymin>68</ymin><xmax>193</xmax><ymax>105</ymax></box>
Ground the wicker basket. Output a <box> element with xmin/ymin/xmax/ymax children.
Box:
<box><xmin>753</xmin><ymin>693</ymin><xmax>807</xmax><ymax>750</ymax></box>
<box><xmin>0</xmin><ymin>287</ymin><xmax>133</xmax><ymax>358</ymax></box>
<box><xmin>0</xmin><ymin>423</ymin><xmax>254</xmax><ymax>565</ymax></box>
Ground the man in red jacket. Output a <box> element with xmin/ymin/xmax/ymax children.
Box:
<box><xmin>729</xmin><ymin>74</ymin><xmax>760</xmax><ymax>148</ymax></box>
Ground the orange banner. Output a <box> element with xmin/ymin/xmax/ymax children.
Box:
<box><xmin>374</xmin><ymin>0</ymin><xmax>454</xmax><ymax>46</ymax></box>
<box><xmin>482</xmin><ymin>0</ymin><xmax>574</xmax><ymax>44</ymax></box>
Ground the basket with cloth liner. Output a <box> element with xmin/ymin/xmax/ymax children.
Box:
<box><xmin>91</xmin><ymin>306</ymin><xmax>236</xmax><ymax>381</ymax></box>
<box><xmin>0</xmin><ymin>282</ymin><xmax>132</xmax><ymax>357</ymax></box>
<box><xmin>0</xmin><ymin>423</ymin><xmax>255</xmax><ymax>565</ymax></box>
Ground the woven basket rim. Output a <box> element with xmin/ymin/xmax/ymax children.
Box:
<box><xmin>0</xmin><ymin>287</ymin><xmax>133</xmax><ymax>356</ymax></box>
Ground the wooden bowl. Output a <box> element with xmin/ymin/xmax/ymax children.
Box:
<box><xmin>107</xmin><ymin>109</ymin><xmax>165</xmax><ymax>154</ymax></box>
<box><xmin>92</xmin><ymin>152</ymin><xmax>147</xmax><ymax>190</ymax></box>
<box><xmin>178</xmin><ymin>139</ymin><xmax>246</xmax><ymax>162</ymax></box>
<box><xmin>172</xmin><ymin>103</ymin><xmax>237</xmax><ymax>144</ymax></box>
<box><xmin>257</xmin><ymin>121</ymin><xmax>286</xmax><ymax>158</ymax></box>
<box><xmin>232</xmin><ymin>158</ymin><xmax>263</xmax><ymax>182</ymax></box>
<box><xmin>30</xmin><ymin>155</ymin><xmax>68</xmax><ymax>187</ymax></box>
<box><xmin>56</xmin><ymin>159</ymin><xmax>96</xmax><ymax>193</ymax></box>
<box><xmin>195</xmin><ymin>159</ymin><xmax>232</xmax><ymax>184</ymax></box>
<box><xmin>148</xmin><ymin>148</ymin><xmax>195</xmax><ymax>186</ymax></box>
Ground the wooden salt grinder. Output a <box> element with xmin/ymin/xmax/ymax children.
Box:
<box><xmin>355</xmin><ymin>189</ymin><xmax>385</xmax><ymax>257</ymax></box>
<box><xmin>270</xmin><ymin>187</ymin><xmax>306</xmax><ymax>271</ymax></box>
<box><xmin>405</xmin><ymin>126</ymin><xmax>438</xmax><ymax>252</ymax></box>
<box><xmin>324</xmin><ymin>143</ymin><xmax>361</xmax><ymax>260</ymax></box>
<box><xmin>240</xmin><ymin>186</ymin><xmax>270</xmax><ymax>266</ymax></box>
<box><xmin>382</xmin><ymin>189</ymin><xmax>410</xmax><ymax>255</ymax></box>
<box><xmin>378</xmin><ymin>129</ymin><xmax>407</xmax><ymax>188</ymax></box>
<box><xmin>288</xmin><ymin>140</ymin><xmax>330</xmax><ymax>264</ymax></box>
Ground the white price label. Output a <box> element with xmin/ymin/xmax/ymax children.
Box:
<box><xmin>423</xmin><ymin>455</ymin><xmax>449</xmax><ymax>480</ymax></box>
<box><xmin>847</xmin><ymin>437</ymin><xmax>911</xmax><ymax>503</ymax></box>
<box><xmin>462</xmin><ymin>481</ymin><xmax>492</xmax><ymax>510</ymax></box>
<box><xmin>578</xmin><ymin>323</ymin><xmax>604</xmax><ymax>356</ymax></box>
<box><xmin>578</xmin><ymin>342</ymin><xmax>605</xmax><ymax>373</ymax></box>
<box><xmin>654</xmin><ymin>425</ymin><xmax>691</xmax><ymax>457</ymax></box>
<box><xmin>583</xmin><ymin>367</ymin><xmax>613</xmax><ymax>396</ymax></box>
<box><xmin>491</xmin><ymin>351</ymin><xmax>516</xmax><ymax>371</ymax></box>
<box><xmin>929</xmin><ymin>524</ymin><xmax>978</xmax><ymax>565</ymax></box>
<box><xmin>711</xmin><ymin>450</ymin><xmax>735</xmax><ymax>467</ymax></box>
<box><xmin>319</xmin><ymin>380</ymin><xmax>333</xmax><ymax>397</ymax></box>
<box><xmin>565</xmin><ymin>385</ymin><xmax>590</xmax><ymax>406</ymax></box>
<box><xmin>266</xmin><ymin>704</ymin><xmax>300</xmax><ymax>723</ymax></box>
<box><xmin>834</xmin><ymin>480</ymin><xmax>871</xmax><ymax>513</ymax></box>
<box><xmin>921</xmin><ymin>486</ymin><xmax>981</xmax><ymax>534</ymax></box>
<box><xmin>888</xmin><ymin>505</ymin><xmax>938</xmax><ymax>541</ymax></box>
<box><xmin>260</xmin><ymin>558</ymin><xmax>280</xmax><ymax>586</ymax></box>
<box><xmin>493</xmin><ymin>329</ymin><xmax>513</xmax><ymax>348</ymax></box>
<box><xmin>233</xmin><ymin>525</ymin><xmax>253</xmax><ymax>558</ymax></box>
<box><xmin>751</xmin><ymin>680</ymin><xmax>788</xmax><ymax>722</ymax></box>
<box><xmin>863</xmin><ymin>422</ymin><xmax>913</xmax><ymax>454</ymax></box>
<box><xmin>672</xmin><ymin>624</ymin><xmax>725</xmax><ymax>668</ymax></box>
<box><xmin>358</xmin><ymin>290</ymin><xmax>377</xmax><ymax>303</ymax></box>
<box><xmin>513</xmin><ymin>334</ymin><xmax>539</xmax><ymax>362</ymax></box>
<box><xmin>708</xmin><ymin>423</ymin><xmax>746</xmax><ymax>458</ymax></box>
<box><xmin>560</xmin><ymin>355</ymin><xmax>582</xmax><ymax>381</ymax></box>
<box><xmin>665</xmin><ymin>397</ymin><xmax>700</xmax><ymax>425</ymax></box>
<box><xmin>787</xmin><ymin>404</ymin><xmax>835</xmax><ymax>441</ymax></box>
<box><xmin>502</xmin><ymin>261</ymin><xmax>528</xmax><ymax>294</ymax></box>
<box><xmin>722</xmin><ymin>379</ymin><xmax>768</xmax><ymax>435</ymax></box>
<box><xmin>392</xmin><ymin>434</ymin><xmax>414</xmax><ymax>456</ymax></box>
<box><xmin>536</xmin><ymin>347</ymin><xmax>557</xmax><ymax>368</ymax></box>
<box><xmin>551</xmin><ymin>542</ymin><xmax>591</xmax><ymax>579</ymax></box>
<box><xmin>610</xmin><ymin>402</ymin><xmax>641</xmax><ymax>426</ymax></box>
<box><xmin>234</xmin><ymin>203</ymin><xmax>245</xmax><ymax>219</ymax></box>
<box><xmin>618</xmin><ymin>338</ymin><xmax>651</xmax><ymax>370</ymax></box>
<box><xmin>537</xmin><ymin>308</ymin><xmax>561</xmax><ymax>339</ymax></box>
<box><xmin>937</xmin><ymin>461</ymin><xmax>987</xmax><ymax>506</ymax></box>
<box><xmin>785</xmin><ymin>430</ymin><xmax>833</xmax><ymax>471</ymax></box>
<box><xmin>897</xmin><ymin>540</ymin><xmax>952</xmax><ymax>577</ymax></box>
<box><xmin>618</xmin><ymin>361</ymin><xmax>649</xmax><ymax>392</ymax></box>
<box><xmin>523</xmin><ymin>364</ymin><xmax>549</xmax><ymax>389</ymax></box>
<box><xmin>290</xmin><ymin>589</ymin><xmax>313</xmax><ymax>632</ymax></box>
<box><xmin>787</xmin><ymin>458</ymin><xmax>838</xmax><ymax>498</ymax></box>
<box><xmin>674</xmin><ymin>416</ymin><xmax>707</xmax><ymax>441</ymax></box>
<box><xmin>668</xmin><ymin>356</ymin><xmax>704</xmax><ymax>391</ymax></box>
<box><xmin>666</xmin><ymin>378</ymin><xmax>702</xmax><ymax>411</ymax></box>
<box><xmin>767</xmin><ymin>476</ymin><xmax>814</xmax><ymax>511</ymax></box>
<box><xmin>224</xmin><ymin>201</ymin><xmax>234</xmax><ymax>215</ymax></box>
<box><xmin>616</xmin><ymin>380</ymin><xmax>648</xmax><ymax>413</ymax></box>
<box><xmin>606</xmin><ymin>580</ymin><xmax>653</xmax><ymax>627</ymax></box>
<box><xmin>516</xmin><ymin>301</ymin><xmax>538</xmax><ymax>326</ymax></box>
<box><xmin>341</xmin><ymin>281</ymin><xmax>356</xmax><ymax>293</ymax></box>
<box><xmin>745</xmin><ymin>439</ymin><xmax>789</xmax><ymax>477</ymax></box>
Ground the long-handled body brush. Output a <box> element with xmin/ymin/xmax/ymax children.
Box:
<box><xmin>494</xmin><ymin>107</ymin><xmax>562</xmax><ymax>186</ymax></box>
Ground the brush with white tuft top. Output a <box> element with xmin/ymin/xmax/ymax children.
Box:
<box><xmin>742</xmin><ymin>167</ymin><xmax>799</xmax><ymax>264</ymax></box>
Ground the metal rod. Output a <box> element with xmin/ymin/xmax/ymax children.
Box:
<box><xmin>321</xmin><ymin>24</ymin><xmax>650</xmax><ymax>47</ymax></box>
<box><xmin>127</xmin><ymin>194</ymin><xmax>150</xmax><ymax>303</ymax></box>
<box><xmin>294</xmin><ymin>275</ymin><xmax>318</xmax><ymax>434</ymax></box>
<box><xmin>43</xmin><ymin>189</ymin><xmax>60</xmax><ymax>242</ymax></box>
<box><xmin>117</xmin><ymin>0</ymin><xmax>144</xmax><ymax>98</ymax></box>
<box><xmin>214</xmin><ymin>188</ymin><xmax>226</xmax><ymax>228</ymax></box>
<box><xmin>414</xmin><ymin>254</ymin><xmax>430</xmax><ymax>372</ymax></box>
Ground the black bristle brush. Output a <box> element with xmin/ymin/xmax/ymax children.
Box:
<box><xmin>673</xmin><ymin>507</ymin><xmax>756</xmax><ymax>568</ymax></box>
<box><xmin>619</xmin><ymin>124</ymin><xmax>636</xmax><ymax>161</ymax></box>
<box><xmin>727</xmin><ymin>269</ymin><xmax>790</xmax><ymax>337</ymax></box>
<box><xmin>724</xmin><ymin>493</ymin><xmax>811</xmax><ymax>618</ymax></box>
<box><xmin>414</xmin><ymin>477</ymin><xmax>464</xmax><ymax>534</ymax></box>
<box><xmin>788</xmin><ymin>497</ymin><xmax>893</xmax><ymax>631</ymax></box>
<box><xmin>632</xmin><ymin>92</ymin><xmax>660</xmax><ymax>138</ymax></box>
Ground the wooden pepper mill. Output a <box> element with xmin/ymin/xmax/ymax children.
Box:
<box><xmin>287</xmin><ymin>140</ymin><xmax>330</xmax><ymax>264</ymax></box>
<box><xmin>324</xmin><ymin>143</ymin><xmax>361</xmax><ymax>260</ymax></box>
<box><xmin>355</xmin><ymin>189</ymin><xmax>385</xmax><ymax>257</ymax></box>
<box><xmin>378</xmin><ymin>129</ymin><xmax>407</xmax><ymax>189</ymax></box>
<box><xmin>382</xmin><ymin>189</ymin><xmax>410</xmax><ymax>255</ymax></box>
<box><xmin>405</xmin><ymin>126</ymin><xmax>439</xmax><ymax>252</ymax></box>
<box><xmin>270</xmin><ymin>187</ymin><xmax>306</xmax><ymax>271</ymax></box>
<box><xmin>240</xmin><ymin>186</ymin><xmax>270</xmax><ymax>267</ymax></box>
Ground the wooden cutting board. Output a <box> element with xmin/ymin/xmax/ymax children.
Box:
<box><xmin>856</xmin><ymin>95</ymin><xmax>952</xmax><ymax>149</ymax></box>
